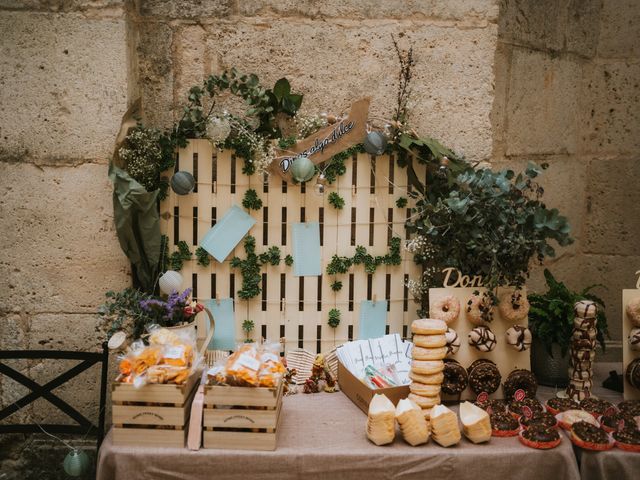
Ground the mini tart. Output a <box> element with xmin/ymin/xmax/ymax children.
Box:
<box><xmin>411</xmin><ymin>318</ymin><xmax>447</xmax><ymax>335</ymax></box>
<box><xmin>519</xmin><ymin>425</ymin><xmax>561</xmax><ymax>449</ymax></box>
<box><xmin>618</xmin><ymin>400</ymin><xmax>640</xmax><ymax>417</ymax></box>
<box><xmin>503</xmin><ymin>368</ymin><xmax>538</xmax><ymax>400</ymax></box>
<box><xmin>467</xmin><ymin>359</ymin><xmax>501</xmax><ymax>395</ymax></box>
<box><xmin>520</xmin><ymin>411</ymin><xmax>558</xmax><ymax>430</ymax></box>
<box><xmin>570</xmin><ymin>421</ymin><xmax>613</xmax><ymax>451</ymax></box>
<box><xmin>600</xmin><ymin>412</ymin><xmax>635</xmax><ymax>433</ymax></box>
<box><xmin>613</xmin><ymin>428</ymin><xmax>640</xmax><ymax>452</ymax></box>
<box><xmin>441</xmin><ymin>359</ymin><xmax>468</xmax><ymax>395</ymax></box>
<box><xmin>557</xmin><ymin>409</ymin><xmax>600</xmax><ymax>430</ymax></box>
<box><xmin>546</xmin><ymin>397</ymin><xmax>579</xmax><ymax>415</ymax></box>
<box><xmin>509</xmin><ymin>398</ymin><xmax>543</xmax><ymax>419</ymax></box>
<box><xmin>490</xmin><ymin>412</ymin><xmax>520</xmax><ymax>437</ymax></box>
<box><xmin>580</xmin><ymin>398</ymin><xmax>615</xmax><ymax>417</ymax></box>
<box><xmin>476</xmin><ymin>399</ymin><xmax>507</xmax><ymax>414</ymax></box>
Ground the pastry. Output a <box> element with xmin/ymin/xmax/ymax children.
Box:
<box><xmin>409</xmin><ymin>371</ymin><xmax>444</xmax><ymax>385</ymax></box>
<box><xmin>600</xmin><ymin>411</ymin><xmax>635</xmax><ymax>433</ymax></box>
<box><xmin>445</xmin><ymin>327</ymin><xmax>461</xmax><ymax>356</ymax></box>
<box><xmin>409</xmin><ymin>382</ymin><xmax>441</xmax><ymax>397</ymax></box>
<box><xmin>574</xmin><ymin>300</ymin><xmax>598</xmax><ymax>319</ymax></box>
<box><xmin>395</xmin><ymin>398</ymin><xmax>430</xmax><ymax>446</ymax></box>
<box><xmin>570</xmin><ymin>359</ymin><xmax>593</xmax><ymax>372</ymax></box>
<box><xmin>571</xmin><ymin>349</ymin><xmax>596</xmax><ymax>362</ymax></box>
<box><xmin>545</xmin><ymin>397</ymin><xmax>579</xmax><ymax>415</ymax></box>
<box><xmin>468</xmin><ymin>326</ymin><xmax>497</xmax><ymax>352</ymax></box>
<box><xmin>429</xmin><ymin>296</ymin><xmax>460</xmax><ymax>325</ymax></box>
<box><xmin>569</xmin><ymin>368</ymin><xmax>592</xmax><ymax>381</ymax></box>
<box><xmin>519</xmin><ymin>425</ymin><xmax>561</xmax><ymax>449</ymax></box>
<box><xmin>413</xmin><ymin>334</ymin><xmax>447</xmax><ymax>349</ymax></box>
<box><xmin>505</xmin><ymin>325</ymin><xmax>532</xmax><ymax>352</ymax></box>
<box><xmin>430</xmin><ymin>404</ymin><xmax>462</xmax><ymax>447</ymax></box>
<box><xmin>569</xmin><ymin>378</ymin><xmax>593</xmax><ymax>391</ymax></box>
<box><xmin>459</xmin><ymin>401</ymin><xmax>491</xmax><ymax>444</ymax></box>
<box><xmin>503</xmin><ymin>369</ymin><xmax>538</xmax><ymax>400</ymax></box>
<box><xmin>366</xmin><ymin>394</ymin><xmax>396</xmax><ymax>446</ymax></box>
<box><xmin>580</xmin><ymin>398</ymin><xmax>615</xmax><ymax>417</ymax></box>
<box><xmin>411</xmin><ymin>360</ymin><xmax>445</xmax><ymax>375</ymax></box>
<box><xmin>519</xmin><ymin>411</ymin><xmax>558</xmax><ymax>430</ymax></box>
<box><xmin>572</xmin><ymin>338</ymin><xmax>597</xmax><ymax>350</ymax></box>
<box><xmin>573</xmin><ymin>317</ymin><xmax>596</xmax><ymax>331</ymax></box>
<box><xmin>618</xmin><ymin>400</ymin><xmax>640</xmax><ymax>417</ymax></box>
<box><xmin>626</xmin><ymin>296</ymin><xmax>640</xmax><ymax>327</ymax></box>
<box><xmin>613</xmin><ymin>428</ymin><xmax>640</xmax><ymax>452</ymax></box>
<box><xmin>626</xmin><ymin>358</ymin><xmax>640</xmax><ymax>390</ymax></box>
<box><xmin>411</xmin><ymin>318</ymin><xmax>447</xmax><ymax>335</ymax></box>
<box><xmin>572</xmin><ymin>328</ymin><xmax>597</xmax><ymax>341</ymax></box>
<box><xmin>468</xmin><ymin>359</ymin><xmax>501</xmax><ymax>395</ymax></box>
<box><xmin>466</xmin><ymin>292</ymin><xmax>494</xmax><ymax>325</ymax></box>
<box><xmin>441</xmin><ymin>359</ymin><xmax>468</xmax><ymax>395</ymax></box>
<box><xmin>408</xmin><ymin>392</ymin><xmax>440</xmax><ymax>409</ymax></box>
<box><xmin>476</xmin><ymin>399</ymin><xmax>507</xmax><ymax>415</ymax></box>
<box><xmin>498</xmin><ymin>290</ymin><xmax>530</xmax><ymax>323</ymax></box>
<box><xmin>565</xmin><ymin>386</ymin><xmax>590</xmax><ymax>402</ymax></box>
<box><xmin>490</xmin><ymin>412</ymin><xmax>520</xmax><ymax>437</ymax></box>
<box><xmin>570</xmin><ymin>421</ymin><xmax>613</xmax><ymax>451</ymax></box>
<box><xmin>557</xmin><ymin>409</ymin><xmax>599</xmax><ymax>430</ymax></box>
<box><xmin>412</xmin><ymin>345</ymin><xmax>447</xmax><ymax>361</ymax></box>
<box><xmin>509</xmin><ymin>398</ymin><xmax>543</xmax><ymax>419</ymax></box>
<box><xmin>628</xmin><ymin>327</ymin><xmax>640</xmax><ymax>351</ymax></box>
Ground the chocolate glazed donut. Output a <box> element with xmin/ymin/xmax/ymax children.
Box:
<box><xmin>442</xmin><ymin>359</ymin><xmax>468</xmax><ymax>395</ymax></box>
<box><xmin>467</xmin><ymin>359</ymin><xmax>501</xmax><ymax>394</ymax></box>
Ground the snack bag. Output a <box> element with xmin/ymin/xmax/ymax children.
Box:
<box><xmin>225</xmin><ymin>344</ymin><xmax>261</xmax><ymax>386</ymax></box>
<box><xmin>258</xmin><ymin>343</ymin><xmax>286</xmax><ymax>387</ymax></box>
<box><xmin>206</xmin><ymin>361</ymin><xmax>228</xmax><ymax>386</ymax></box>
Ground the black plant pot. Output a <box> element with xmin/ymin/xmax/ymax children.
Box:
<box><xmin>531</xmin><ymin>338</ymin><xmax>570</xmax><ymax>388</ymax></box>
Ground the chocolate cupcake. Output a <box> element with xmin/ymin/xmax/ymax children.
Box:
<box><xmin>546</xmin><ymin>397</ymin><xmax>579</xmax><ymax>415</ymax></box>
<box><xmin>613</xmin><ymin>428</ymin><xmax>640</xmax><ymax>452</ymax></box>
<box><xmin>503</xmin><ymin>369</ymin><xmax>538</xmax><ymax>400</ymax></box>
<box><xmin>490</xmin><ymin>412</ymin><xmax>520</xmax><ymax>437</ymax></box>
<box><xmin>509</xmin><ymin>398</ymin><xmax>544</xmax><ymax>419</ymax></box>
<box><xmin>580</xmin><ymin>398</ymin><xmax>615</xmax><ymax>417</ymax></box>
<box><xmin>519</xmin><ymin>424</ymin><xmax>561</xmax><ymax>449</ymax></box>
<box><xmin>476</xmin><ymin>399</ymin><xmax>507</xmax><ymax>414</ymax></box>
<box><xmin>441</xmin><ymin>359</ymin><xmax>468</xmax><ymax>395</ymax></box>
<box><xmin>570</xmin><ymin>421</ymin><xmax>612</xmax><ymax>451</ymax></box>
<box><xmin>520</xmin><ymin>411</ymin><xmax>558</xmax><ymax>430</ymax></box>
<box><xmin>626</xmin><ymin>358</ymin><xmax>640</xmax><ymax>390</ymax></box>
<box><xmin>467</xmin><ymin>359</ymin><xmax>502</xmax><ymax>395</ymax></box>
<box><xmin>618</xmin><ymin>400</ymin><xmax>640</xmax><ymax>417</ymax></box>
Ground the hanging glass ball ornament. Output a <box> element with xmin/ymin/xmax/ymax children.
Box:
<box><xmin>290</xmin><ymin>156</ymin><xmax>316</xmax><ymax>183</ymax></box>
<box><xmin>63</xmin><ymin>449</ymin><xmax>90</xmax><ymax>477</ymax></box>
<box><xmin>171</xmin><ymin>171</ymin><xmax>195</xmax><ymax>195</ymax></box>
<box><xmin>159</xmin><ymin>270</ymin><xmax>183</xmax><ymax>295</ymax></box>
<box><xmin>363</xmin><ymin>131</ymin><xmax>388</xmax><ymax>155</ymax></box>
<box><xmin>314</xmin><ymin>174</ymin><xmax>327</xmax><ymax>195</ymax></box>
<box><xmin>206</xmin><ymin>116</ymin><xmax>232</xmax><ymax>143</ymax></box>
<box><xmin>438</xmin><ymin>156</ymin><xmax>450</xmax><ymax>176</ymax></box>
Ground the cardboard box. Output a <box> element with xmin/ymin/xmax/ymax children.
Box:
<box><xmin>338</xmin><ymin>360</ymin><xmax>410</xmax><ymax>415</ymax></box>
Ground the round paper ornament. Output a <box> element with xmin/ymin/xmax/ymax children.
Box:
<box><xmin>171</xmin><ymin>171</ymin><xmax>195</xmax><ymax>195</ymax></box>
<box><xmin>363</xmin><ymin>131</ymin><xmax>388</xmax><ymax>155</ymax></box>
<box><xmin>290</xmin><ymin>156</ymin><xmax>315</xmax><ymax>183</ymax></box>
<box><xmin>63</xmin><ymin>449</ymin><xmax>90</xmax><ymax>477</ymax></box>
<box><xmin>206</xmin><ymin>116</ymin><xmax>232</xmax><ymax>143</ymax></box>
<box><xmin>159</xmin><ymin>270</ymin><xmax>183</xmax><ymax>295</ymax></box>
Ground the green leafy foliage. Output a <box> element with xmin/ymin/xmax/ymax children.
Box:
<box><xmin>259</xmin><ymin>246</ymin><xmax>282</xmax><ymax>266</ymax></box>
<box><xmin>396</xmin><ymin>197</ymin><xmax>408</xmax><ymax>208</ymax></box>
<box><xmin>98</xmin><ymin>288</ymin><xmax>155</xmax><ymax>340</ymax></box>
<box><xmin>321</xmin><ymin>144</ymin><xmax>363</xmax><ymax>183</ymax></box>
<box><xmin>285</xmin><ymin>254</ymin><xmax>294</xmax><ymax>267</ymax></box>
<box><xmin>231</xmin><ymin>237</ymin><xmax>288</xmax><ymax>299</ymax></box>
<box><xmin>328</xmin><ymin>308</ymin><xmax>341</xmax><ymax>328</ymax></box>
<box><xmin>195</xmin><ymin>246</ymin><xmax>211</xmax><ymax>267</ymax></box>
<box><xmin>328</xmin><ymin>192</ymin><xmax>345</xmax><ymax>210</ymax></box>
<box><xmin>169</xmin><ymin>241</ymin><xmax>192</xmax><ymax>271</ymax></box>
<box><xmin>330</xmin><ymin>280</ymin><xmax>343</xmax><ymax>292</ymax></box>
<box><xmin>528</xmin><ymin>269</ymin><xmax>609</xmax><ymax>357</ymax></box>
<box><xmin>242</xmin><ymin>188</ymin><xmax>263</xmax><ymax>211</ymax></box>
<box><xmin>242</xmin><ymin>319</ymin><xmax>255</xmax><ymax>342</ymax></box>
<box><xmin>326</xmin><ymin>237</ymin><xmax>402</xmax><ymax>277</ymax></box>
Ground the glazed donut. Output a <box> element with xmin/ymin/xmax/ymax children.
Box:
<box><xmin>627</xmin><ymin>297</ymin><xmax>640</xmax><ymax>327</ymax></box>
<box><xmin>505</xmin><ymin>325</ymin><xmax>532</xmax><ymax>352</ymax></box>
<box><xmin>574</xmin><ymin>300</ymin><xmax>597</xmax><ymax>319</ymax></box>
<box><xmin>503</xmin><ymin>369</ymin><xmax>537</xmax><ymax>400</ymax></box>
<box><xmin>467</xmin><ymin>359</ymin><xmax>502</xmax><ymax>394</ymax></box>
<box><xmin>430</xmin><ymin>295</ymin><xmax>461</xmax><ymax>324</ymax></box>
<box><xmin>413</xmin><ymin>334</ymin><xmax>447</xmax><ymax>348</ymax></box>
<box><xmin>571</xmin><ymin>349</ymin><xmax>596</xmax><ymax>362</ymax></box>
<box><xmin>409</xmin><ymin>371</ymin><xmax>444</xmax><ymax>385</ymax></box>
<box><xmin>569</xmin><ymin>378</ymin><xmax>593</xmax><ymax>391</ymax></box>
<box><xmin>566</xmin><ymin>385</ymin><xmax>590</xmax><ymax>402</ymax></box>
<box><xmin>626</xmin><ymin>358</ymin><xmax>640</xmax><ymax>390</ymax></box>
<box><xmin>572</xmin><ymin>337</ymin><xmax>596</xmax><ymax>350</ymax></box>
<box><xmin>410</xmin><ymin>381</ymin><xmax>442</xmax><ymax>397</ymax></box>
<box><xmin>411</xmin><ymin>360</ymin><xmax>445</xmax><ymax>375</ymax></box>
<box><xmin>441</xmin><ymin>359</ymin><xmax>468</xmax><ymax>395</ymax></box>
<box><xmin>465</xmin><ymin>292</ymin><xmax>494</xmax><ymax>325</ymax></box>
<box><xmin>569</xmin><ymin>368</ymin><xmax>592</xmax><ymax>381</ymax></box>
<box><xmin>572</xmin><ymin>328</ymin><xmax>596</xmax><ymax>341</ymax></box>
<box><xmin>412</xmin><ymin>345</ymin><xmax>447</xmax><ymax>361</ymax></box>
<box><xmin>411</xmin><ymin>318</ymin><xmax>447</xmax><ymax>335</ymax></box>
<box><xmin>628</xmin><ymin>328</ymin><xmax>640</xmax><ymax>352</ymax></box>
<box><xmin>468</xmin><ymin>326</ymin><xmax>497</xmax><ymax>352</ymax></box>
<box><xmin>408</xmin><ymin>393</ymin><xmax>440</xmax><ymax>409</ymax></box>
<box><xmin>445</xmin><ymin>327</ymin><xmax>461</xmax><ymax>356</ymax></box>
<box><xmin>573</xmin><ymin>317</ymin><xmax>596</xmax><ymax>331</ymax></box>
<box><xmin>499</xmin><ymin>291</ymin><xmax>530</xmax><ymax>323</ymax></box>
<box><xmin>570</xmin><ymin>359</ymin><xmax>593</xmax><ymax>372</ymax></box>
<box><xmin>618</xmin><ymin>400</ymin><xmax>640</xmax><ymax>416</ymax></box>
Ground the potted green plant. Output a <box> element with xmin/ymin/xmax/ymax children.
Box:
<box><xmin>528</xmin><ymin>269</ymin><xmax>609</xmax><ymax>387</ymax></box>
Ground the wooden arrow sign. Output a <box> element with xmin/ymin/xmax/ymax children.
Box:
<box><xmin>269</xmin><ymin>97</ymin><xmax>371</xmax><ymax>182</ymax></box>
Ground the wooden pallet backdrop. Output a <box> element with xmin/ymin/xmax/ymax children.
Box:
<box><xmin>160</xmin><ymin>139</ymin><xmax>425</xmax><ymax>354</ymax></box>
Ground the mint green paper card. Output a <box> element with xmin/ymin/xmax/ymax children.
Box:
<box><xmin>206</xmin><ymin>298</ymin><xmax>236</xmax><ymax>351</ymax></box>
<box><xmin>200</xmin><ymin>204</ymin><xmax>256</xmax><ymax>262</ymax></box>
<box><xmin>291</xmin><ymin>222</ymin><xmax>321</xmax><ymax>277</ymax></box>
<box><xmin>358</xmin><ymin>300</ymin><xmax>388</xmax><ymax>340</ymax></box>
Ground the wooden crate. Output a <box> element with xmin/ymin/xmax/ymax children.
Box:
<box><xmin>111</xmin><ymin>371</ymin><xmax>200</xmax><ymax>447</ymax></box>
<box><xmin>202</xmin><ymin>380</ymin><xmax>283</xmax><ymax>451</ymax></box>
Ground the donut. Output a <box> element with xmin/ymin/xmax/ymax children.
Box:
<box><xmin>411</xmin><ymin>318</ymin><xmax>447</xmax><ymax>335</ymax></box>
<box><xmin>490</xmin><ymin>412</ymin><xmax>520</xmax><ymax>437</ymax></box>
<box><xmin>626</xmin><ymin>297</ymin><xmax>640</xmax><ymax>327</ymax></box>
<box><xmin>569</xmin><ymin>368</ymin><xmax>592</xmax><ymax>380</ymax></box>
<box><xmin>628</xmin><ymin>327</ymin><xmax>640</xmax><ymax>351</ymax></box>
<box><xmin>412</xmin><ymin>345</ymin><xmax>447</xmax><ymax>361</ymax></box>
<box><xmin>465</xmin><ymin>292</ymin><xmax>494</xmax><ymax>325</ymax></box>
<box><xmin>625</xmin><ymin>358</ymin><xmax>640</xmax><ymax>390</ymax></box>
<box><xmin>557</xmin><ymin>409</ymin><xmax>599</xmax><ymax>430</ymax></box>
<box><xmin>600</xmin><ymin>412</ymin><xmax>633</xmax><ymax>433</ymax></box>
<box><xmin>468</xmin><ymin>326</ymin><xmax>497</xmax><ymax>352</ymax></box>
<box><xmin>566</xmin><ymin>385</ymin><xmax>590</xmax><ymax>402</ymax></box>
<box><xmin>441</xmin><ymin>359</ymin><xmax>468</xmax><ymax>395</ymax></box>
<box><xmin>503</xmin><ymin>369</ymin><xmax>538</xmax><ymax>400</ymax></box>
<box><xmin>519</xmin><ymin>411</ymin><xmax>557</xmax><ymax>430</ymax></box>
<box><xmin>574</xmin><ymin>300</ymin><xmax>598</xmax><ymax>319</ymax></box>
<box><xmin>429</xmin><ymin>295</ymin><xmax>461</xmax><ymax>324</ymax></box>
<box><xmin>545</xmin><ymin>398</ymin><xmax>579</xmax><ymax>416</ymax></box>
<box><xmin>573</xmin><ymin>317</ymin><xmax>596</xmax><ymax>331</ymax></box>
<box><xmin>613</xmin><ymin>428</ymin><xmax>640</xmax><ymax>452</ymax></box>
<box><xmin>410</xmin><ymin>382</ymin><xmax>442</xmax><ymax>397</ymax></box>
<box><xmin>498</xmin><ymin>290</ymin><xmax>530</xmax><ymax>322</ymax></box>
<box><xmin>572</xmin><ymin>337</ymin><xmax>596</xmax><ymax>350</ymax></box>
<box><xmin>505</xmin><ymin>325</ymin><xmax>532</xmax><ymax>352</ymax></box>
<box><xmin>572</xmin><ymin>328</ymin><xmax>596</xmax><ymax>341</ymax></box>
<box><xmin>569</xmin><ymin>378</ymin><xmax>593</xmax><ymax>391</ymax></box>
<box><xmin>467</xmin><ymin>359</ymin><xmax>501</xmax><ymax>394</ymax></box>
<box><xmin>409</xmin><ymin>371</ymin><xmax>444</xmax><ymax>385</ymax></box>
<box><xmin>411</xmin><ymin>360</ymin><xmax>445</xmax><ymax>375</ymax></box>
<box><xmin>618</xmin><ymin>400</ymin><xmax>640</xmax><ymax>416</ymax></box>
<box><xmin>580</xmin><ymin>398</ymin><xmax>614</xmax><ymax>417</ymax></box>
<box><xmin>571</xmin><ymin>349</ymin><xmax>596</xmax><ymax>362</ymax></box>
<box><xmin>445</xmin><ymin>328</ymin><xmax>461</xmax><ymax>356</ymax></box>
<box><xmin>413</xmin><ymin>334</ymin><xmax>447</xmax><ymax>348</ymax></box>
<box><xmin>570</xmin><ymin>421</ymin><xmax>613</xmax><ymax>451</ymax></box>
<box><xmin>519</xmin><ymin>425</ymin><xmax>561</xmax><ymax>450</ymax></box>
<box><xmin>476</xmin><ymin>399</ymin><xmax>507</xmax><ymax>414</ymax></box>
<box><xmin>509</xmin><ymin>398</ymin><xmax>543</xmax><ymax>419</ymax></box>
<box><xmin>408</xmin><ymin>393</ymin><xmax>440</xmax><ymax>409</ymax></box>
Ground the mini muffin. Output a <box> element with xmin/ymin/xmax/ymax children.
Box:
<box><xmin>475</xmin><ymin>399</ymin><xmax>507</xmax><ymax>414</ymax></box>
<box><xmin>519</xmin><ymin>425</ymin><xmax>561</xmax><ymax>449</ymax></box>
<box><xmin>509</xmin><ymin>398</ymin><xmax>544</xmax><ymax>419</ymax></box>
<box><xmin>546</xmin><ymin>397</ymin><xmax>580</xmax><ymax>415</ymax></box>
<box><xmin>613</xmin><ymin>427</ymin><xmax>640</xmax><ymax>452</ymax></box>
<box><xmin>570</xmin><ymin>421</ymin><xmax>613</xmax><ymax>451</ymax></box>
<box><xmin>600</xmin><ymin>411</ymin><xmax>636</xmax><ymax>433</ymax></box>
<box><xmin>520</xmin><ymin>411</ymin><xmax>558</xmax><ymax>430</ymax></box>
<box><xmin>618</xmin><ymin>400</ymin><xmax>640</xmax><ymax>417</ymax></box>
<box><xmin>490</xmin><ymin>412</ymin><xmax>520</xmax><ymax>437</ymax></box>
<box><xmin>580</xmin><ymin>398</ymin><xmax>615</xmax><ymax>417</ymax></box>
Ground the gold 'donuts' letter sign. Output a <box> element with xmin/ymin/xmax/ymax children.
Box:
<box><xmin>441</xmin><ymin>267</ymin><xmax>485</xmax><ymax>288</ymax></box>
<box><xmin>269</xmin><ymin>97</ymin><xmax>371</xmax><ymax>182</ymax></box>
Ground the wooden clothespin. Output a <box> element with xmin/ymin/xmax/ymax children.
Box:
<box><xmin>213</xmin><ymin>180</ymin><xmax>217</xmax><ymax>194</ymax></box>
<box><xmin>352</xmin><ymin>184</ymin><xmax>357</xmax><ymax>196</ymax></box>
<box><xmin>216</xmin><ymin>292</ymin><xmax>220</xmax><ymax>306</ymax></box>
<box><xmin>373</xmin><ymin>293</ymin><xmax>378</xmax><ymax>303</ymax></box>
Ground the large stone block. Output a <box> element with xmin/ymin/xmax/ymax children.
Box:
<box><xmin>137</xmin><ymin>0</ymin><xmax>232</xmax><ymax>18</ymax></box>
<box><xmin>598</xmin><ymin>0</ymin><xmax>640</xmax><ymax>58</ymax></box>
<box><xmin>583</xmin><ymin>157</ymin><xmax>640</xmax><ymax>255</ymax></box>
<box><xmin>200</xmin><ymin>19</ymin><xmax>497</xmax><ymax>162</ymax></box>
<box><xmin>580</xmin><ymin>61</ymin><xmax>640</xmax><ymax>155</ymax></box>
<box><xmin>173</xmin><ymin>25</ymin><xmax>207</xmax><ymax>109</ymax></box>
<box><xmin>0</xmin><ymin>12</ymin><xmax>128</xmax><ymax>162</ymax></box>
<box><xmin>565</xmin><ymin>0</ymin><xmax>600</xmax><ymax>58</ymax></box>
<box><xmin>0</xmin><ymin>0</ymin><xmax>123</xmax><ymax>12</ymax></box>
<box><xmin>498</xmin><ymin>0</ymin><xmax>565</xmax><ymax>51</ymax></box>
<box><xmin>505</xmin><ymin>48</ymin><xmax>581</xmax><ymax>156</ymax></box>
<box><xmin>0</xmin><ymin>162</ymin><xmax>131</xmax><ymax>315</ymax></box>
